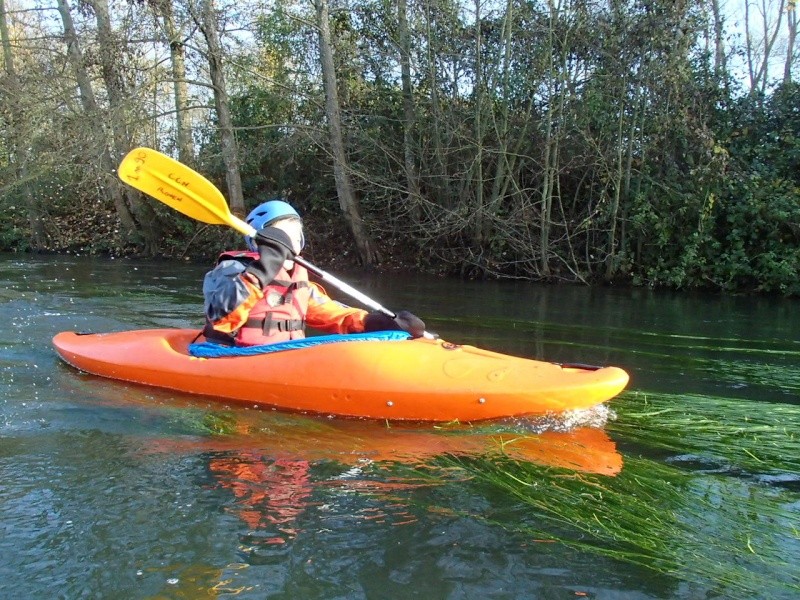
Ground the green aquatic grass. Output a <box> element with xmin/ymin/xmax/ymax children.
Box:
<box><xmin>693</xmin><ymin>359</ymin><xmax>800</xmax><ymax>393</ymax></box>
<box><xmin>447</xmin><ymin>454</ymin><xmax>799</xmax><ymax>596</ymax></box>
<box><xmin>610</xmin><ymin>391</ymin><xmax>800</xmax><ymax>473</ymax></box>
<box><xmin>430</xmin><ymin>391</ymin><xmax>800</xmax><ymax>597</ymax></box>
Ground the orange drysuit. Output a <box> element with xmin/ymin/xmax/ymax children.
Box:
<box><xmin>202</xmin><ymin>250</ymin><xmax>367</xmax><ymax>346</ymax></box>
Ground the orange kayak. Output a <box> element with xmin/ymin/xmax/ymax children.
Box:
<box><xmin>52</xmin><ymin>329</ymin><xmax>629</xmax><ymax>422</ymax></box>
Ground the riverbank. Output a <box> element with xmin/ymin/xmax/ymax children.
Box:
<box><xmin>3</xmin><ymin>198</ymin><xmax>799</xmax><ymax>295</ymax></box>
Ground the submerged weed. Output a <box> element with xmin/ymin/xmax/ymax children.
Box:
<box><xmin>428</xmin><ymin>391</ymin><xmax>800</xmax><ymax>597</ymax></box>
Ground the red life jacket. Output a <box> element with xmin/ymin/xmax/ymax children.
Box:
<box><xmin>214</xmin><ymin>251</ymin><xmax>311</xmax><ymax>346</ymax></box>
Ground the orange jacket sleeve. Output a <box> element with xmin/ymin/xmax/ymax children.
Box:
<box><xmin>305</xmin><ymin>282</ymin><xmax>368</xmax><ymax>334</ymax></box>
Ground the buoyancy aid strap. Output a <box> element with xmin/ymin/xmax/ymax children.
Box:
<box><xmin>246</xmin><ymin>316</ymin><xmax>305</xmax><ymax>333</ymax></box>
<box><xmin>276</xmin><ymin>319</ymin><xmax>305</xmax><ymax>332</ymax></box>
<box><xmin>263</xmin><ymin>279</ymin><xmax>308</xmax><ymax>308</ymax></box>
<box><xmin>272</xmin><ymin>279</ymin><xmax>310</xmax><ymax>290</ymax></box>
<box><xmin>264</xmin><ymin>312</ymin><xmax>273</xmax><ymax>336</ymax></box>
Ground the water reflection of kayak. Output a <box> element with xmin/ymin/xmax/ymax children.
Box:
<box><xmin>200</xmin><ymin>426</ymin><xmax>624</xmax><ymax>539</ymax></box>
<box><xmin>147</xmin><ymin>415</ymin><xmax>624</xmax><ymax>476</ymax></box>
<box><xmin>87</xmin><ymin>371</ymin><xmax>624</xmax><ymax>477</ymax></box>
<box><xmin>72</xmin><ymin>370</ymin><xmax>624</xmax><ymax>475</ymax></box>
<box><xmin>53</xmin><ymin>328</ymin><xmax>629</xmax><ymax>423</ymax></box>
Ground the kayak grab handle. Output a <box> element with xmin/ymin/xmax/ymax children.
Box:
<box><xmin>556</xmin><ymin>362</ymin><xmax>603</xmax><ymax>371</ymax></box>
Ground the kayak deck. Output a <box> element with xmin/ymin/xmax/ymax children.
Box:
<box><xmin>52</xmin><ymin>329</ymin><xmax>629</xmax><ymax>422</ymax></box>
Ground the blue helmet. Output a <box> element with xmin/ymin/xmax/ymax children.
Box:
<box><xmin>244</xmin><ymin>199</ymin><xmax>303</xmax><ymax>251</ymax></box>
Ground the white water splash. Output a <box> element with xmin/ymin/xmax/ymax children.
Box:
<box><xmin>502</xmin><ymin>404</ymin><xmax>616</xmax><ymax>433</ymax></box>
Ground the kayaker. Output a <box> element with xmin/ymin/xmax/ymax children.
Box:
<box><xmin>202</xmin><ymin>199</ymin><xmax>425</xmax><ymax>346</ymax></box>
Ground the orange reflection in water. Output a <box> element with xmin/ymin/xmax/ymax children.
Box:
<box><xmin>209</xmin><ymin>455</ymin><xmax>312</xmax><ymax>538</ymax></box>
<box><xmin>156</xmin><ymin>413</ymin><xmax>623</xmax><ymax>475</ymax></box>
<box><xmin>161</xmin><ymin>414</ymin><xmax>622</xmax><ymax>539</ymax></box>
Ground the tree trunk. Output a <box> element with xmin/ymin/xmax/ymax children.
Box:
<box><xmin>88</xmin><ymin>0</ymin><xmax>160</xmax><ymax>254</ymax></box>
<box><xmin>471</xmin><ymin>0</ymin><xmax>485</xmax><ymax>247</ymax></box>
<box><xmin>156</xmin><ymin>0</ymin><xmax>194</xmax><ymax>164</ymax></box>
<box><xmin>0</xmin><ymin>0</ymin><xmax>45</xmax><ymax>248</ymax></box>
<box><xmin>618</xmin><ymin>92</ymin><xmax>642</xmax><ymax>271</ymax></box>
<box><xmin>484</xmin><ymin>0</ymin><xmax>514</xmax><ymax>242</ymax></box>
<box><xmin>55</xmin><ymin>0</ymin><xmax>139</xmax><ymax>241</ymax></box>
<box><xmin>709</xmin><ymin>0</ymin><xmax>729</xmax><ymax>91</ymax></box>
<box><xmin>197</xmin><ymin>0</ymin><xmax>245</xmax><ymax>214</ymax></box>
<box><xmin>423</xmin><ymin>0</ymin><xmax>448</xmax><ymax>205</ymax></box>
<box><xmin>539</xmin><ymin>129</ymin><xmax>554</xmax><ymax>278</ymax></box>
<box><xmin>605</xmin><ymin>101</ymin><xmax>626</xmax><ymax>279</ymax></box>
<box><xmin>397</xmin><ymin>0</ymin><xmax>421</xmax><ymax>219</ymax></box>
<box><xmin>785</xmin><ymin>0</ymin><xmax>797</xmax><ymax>83</ymax></box>
<box><xmin>539</xmin><ymin>0</ymin><xmax>558</xmax><ymax>277</ymax></box>
<box><xmin>314</xmin><ymin>0</ymin><xmax>378</xmax><ymax>265</ymax></box>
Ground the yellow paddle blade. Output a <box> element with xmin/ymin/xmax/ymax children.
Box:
<box><xmin>117</xmin><ymin>147</ymin><xmax>255</xmax><ymax>236</ymax></box>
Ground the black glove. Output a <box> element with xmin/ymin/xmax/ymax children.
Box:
<box><xmin>244</xmin><ymin>226</ymin><xmax>296</xmax><ymax>287</ymax></box>
<box><xmin>254</xmin><ymin>226</ymin><xmax>296</xmax><ymax>256</ymax></box>
<box><xmin>363</xmin><ymin>310</ymin><xmax>426</xmax><ymax>338</ymax></box>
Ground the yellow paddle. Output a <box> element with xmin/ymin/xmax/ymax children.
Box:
<box><xmin>117</xmin><ymin>147</ymin><xmax>402</xmax><ymax>320</ymax></box>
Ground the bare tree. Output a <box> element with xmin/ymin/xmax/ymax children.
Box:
<box><xmin>785</xmin><ymin>0</ymin><xmax>797</xmax><ymax>82</ymax></box>
<box><xmin>153</xmin><ymin>0</ymin><xmax>194</xmax><ymax>164</ymax></box>
<box><xmin>484</xmin><ymin>0</ymin><xmax>517</xmax><ymax>243</ymax></box>
<box><xmin>708</xmin><ymin>0</ymin><xmax>729</xmax><ymax>88</ymax></box>
<box><xmin>86</xmin><ymin>0</ymin><xmax>161</xmax><ymax>252</ymax></box>
<box><xmin>470</xmin><ymin>0</ymin><xmax>485</xmax><ymax>247</ymax></box>
<box><xmin>195</xmin><ymin>0</ymin><xmax>245</xmax><ymax>214</ymax></box>
<box><xmin>55</xmin><ymin>0</ymin><xmax>139</xmax><ymax>240</ymax></box>
<box><xmin>539</xmin><ymin>0</ymin><xmax>558</xmax><ymax>278</ymax></box>
<box><xmin>0</xmin><ymin>0</ymin><xmax>44</xmax><ymax>248</ymax></box>
<box><xmin>745</xmin><ymin>0</ymin><xmax>786</xmax><ymax>94</ymax></box>
<box><xmin>421</xmin><ymin>0</ymin><xmax>447</xmax><ymax>199</ymax></box>
<box><xmin>313</xmin><ymin>0</ymin><xmax>378</xmax><ymax>265</ymax></box>
<box><xmin>397</xmin><ymin>0</ymin><xmax>421</xmax><ymax>215</ymax></box>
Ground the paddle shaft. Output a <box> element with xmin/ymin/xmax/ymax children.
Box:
<box><xmin>293</xmin><ymin>257</ymin><xmax>396</xmax><ymax>318</ymax></box>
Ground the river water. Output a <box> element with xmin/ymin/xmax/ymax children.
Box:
<box><xmin>1</xmin><ymin>253</ymin><xmax>798</xmax><ymax>598</ymax></box>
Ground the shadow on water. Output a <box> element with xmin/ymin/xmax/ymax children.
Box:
<box><xmin>2</xmin><ymin>253</ymin><xmax>799</xmax><ymax>598</ymax></box>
